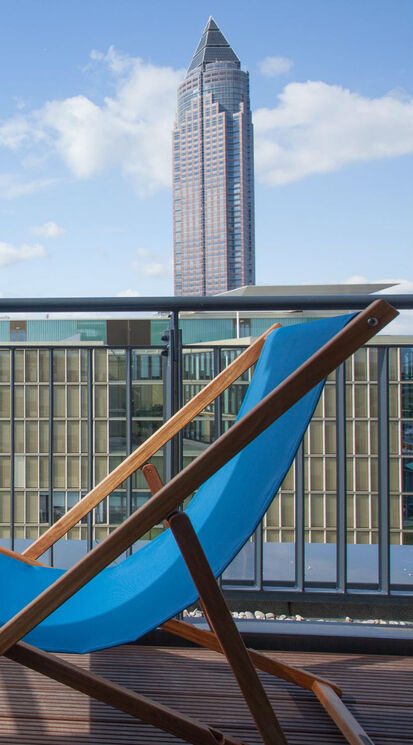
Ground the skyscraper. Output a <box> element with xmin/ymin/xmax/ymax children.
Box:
<box><xmin>173</xmin><ymin>18</ymin><xmax>255</xmax><ymax>296</ymax></box>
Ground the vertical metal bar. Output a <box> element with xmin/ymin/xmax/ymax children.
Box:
<box><xmin>126</xmin><ymin>347</ymin><xmax>132</xmax><ymax>556</ymax></box>
<box><xmin>48</xmin><ymin>349</ymin><xmax>54</xmax><ymax>567</ymax></box>
<box><xmin>87</xmin><ymin>349</ymin><xmax>93</xmax><ymax>553</ymax></box>
<box><xmin>295</xmin><ymin>442</ymin><xmax>305</xmax><ymax>591</ymax></box>
<box><xmin>164</xmin><ymin>312</ymin><xmax>181</xmax><ymax>483</ymax></box>
<box><xmin>10</xmin><ymin>348</ymin><xmax>15</xmax><ymax>551</ymax></box>
<box><xmin>378</xmin><ymin>346</ymin><xmax>390</xmax><ymax>594</ymax></box>
<box><xmin>213</xmin><ymin>347</ymin><xmax>222</xmax><ymax>439</ymax></box>
<box><xmin>336</xmin><ymin>363</ymin><xmax>347</xmax><ymax>593</ymax></box>
<box><xmin>254</xmin><ymin>522</ymin><xmax>263</xmax><ymax>591</ymax></box>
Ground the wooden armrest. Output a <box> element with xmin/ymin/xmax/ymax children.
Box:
<box><xmin>23</xmin><ymin>323</ymin><xmax>281</xmax><ymax>561</ymax></box>
<box><xmin>0</xmin><ymin>546</ymin><xmax>45</xmax><ymax>567</ymax></box>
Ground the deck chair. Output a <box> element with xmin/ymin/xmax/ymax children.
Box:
<box><xmin>0</xmin><ymin>299</ymin><xmax>397</xmax><ymax>745</ymax></box>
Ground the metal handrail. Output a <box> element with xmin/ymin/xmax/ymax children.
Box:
<box><xmin>0</xmin><ymin>294</ymin><xmax>412</xmax><ymax>313</ymax></box>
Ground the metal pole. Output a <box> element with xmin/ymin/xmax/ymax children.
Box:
<box><xmin>295</xmin><ymin>442</ymin><xmax>305</xmax><ymax>591</ymax></box>
<box><xmin>87</xmin><ymin>349</ymin><xmax>93</xmax><ymax>553</ymax></box>
<box><xmin>336</xmin><ymin>363</ymin><xmax>347</xmax><ymax>593</ymax></box>
<box><xmin>378</xmin><ymin>347</ymin><xmax>390</xmax><ymax>594</ymax></box>
<box><xmin>10</xmin><ymin>349</ymin><xmax>15</xmax><ymax>552</ymax></box>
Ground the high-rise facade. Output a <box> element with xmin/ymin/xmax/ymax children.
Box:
<box><xmin>173</xmin><ymin>18</ymin><xmax>255</xmax><ymax>296</ymax></box>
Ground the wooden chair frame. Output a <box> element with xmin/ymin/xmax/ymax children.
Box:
<box><xmin>0</xmin><ymin>299</ymin><xmax>397</xmax><ymax>745</ymax></box>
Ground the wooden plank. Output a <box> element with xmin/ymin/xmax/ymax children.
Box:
<box><xmin>0</xmin><ymin>546</ymin><xmax>46</xmax><ymax>567</ymax></box>
<box><xmin>5</xmin><ymin>641</ymin><xmax>247</xmax><ymax>745</ymax></box>
<box><xmin>0</xmin><ymin>300</ymin><xmax>397</xmax><ymax>655</ymax></box>
<box><xmin>162</xmin><ymin>619</ymin><xmax>342</xmax><ymax>696</ymax></box>
<box><xmin>168</xmin><ymin>510</ymin><xmax>287</xmax><ymax>745</ymax></box>
<box><xmin>312</xmin><ymin>681</ymin><xmax>376</xmax><ymax>745</ymax></box>
<box><xmin>23</xmin><ymin>323</ymin><xmax>280</xmax><ymax>561</ymax></box>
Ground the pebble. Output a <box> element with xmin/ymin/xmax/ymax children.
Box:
<box><xmin>183</xmin><ymin>608</ymin><xmax>412</xmax><ymax>626</ymax></box>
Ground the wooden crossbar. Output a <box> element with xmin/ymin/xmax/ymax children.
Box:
<box><xmin>0</xmin><ymin>300</ymin><xmax>397</xmax><ymax>657</ymax></box>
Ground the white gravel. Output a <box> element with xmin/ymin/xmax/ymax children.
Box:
<box><xmin>182</xmin><ymin>608</ymin><xmax>413</xmax><ymax>626</ymax></box>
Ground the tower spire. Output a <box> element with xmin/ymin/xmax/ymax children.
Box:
<box><xmin>187</xmin><ymin>17</ymin><xmax>240</xmax><ymax>73</ymax></box>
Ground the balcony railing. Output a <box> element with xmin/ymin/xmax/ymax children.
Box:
<box><xmin>0</xmin><ymin>294</ymin><xmax>412</xmax><ymax>606</ymax></box>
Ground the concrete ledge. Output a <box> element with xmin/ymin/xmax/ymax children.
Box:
<box><xmin>135</xmin><ymin>618</ymin><xmax>413</xmax><ymax>656</ymax></box>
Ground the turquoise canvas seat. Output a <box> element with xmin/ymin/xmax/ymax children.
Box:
<box><xmin>0</xmin><ymin>314</ymin><xmax>353</xmax><ymax>653</ymax></box>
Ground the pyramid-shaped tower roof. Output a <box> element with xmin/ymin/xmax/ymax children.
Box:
<box><xmin>187</xmin><ymin>17</ymin><xmax>240</xmax><ymax>73</ymax></box>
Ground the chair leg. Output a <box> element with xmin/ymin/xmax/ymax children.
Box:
<box><xmin>6</xmin><ymin>641</ymin><xmax>247</xmax><ymax>745</ymax></box>
<box><xmin>168</xmin><ymin>510</ymin><xmax>288</xmax><ymax>745</ymax></box>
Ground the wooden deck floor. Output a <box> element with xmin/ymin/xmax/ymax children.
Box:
<box><xmin>0</xmin><ymin>645</ymin><xmax>411</xmax><ymax>745</ymax></box>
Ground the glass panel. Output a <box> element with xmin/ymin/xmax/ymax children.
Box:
<box><xmin>109</xmin><ymin>492</ymin><xmax>127</xmax><ymax>524</ymax></box>
<box><xmin>81</xmin><ymin>350</ymin><xmax>88</xmax><ymax>382</ymax></box>
<box><xmin>0</xmin><ymin>493</ymin><xmax>10</xmax><ymax>522</ymax></box>
<box><xmin>401</xmin><ymin>348</ymin><xmax>413</xmax><ymax>380</ymax></box>
<box><xmin>14</xmin><ymin>491</ymin><xmax>24</xmax><ymax>522</ymax></box>
<box><xmin>0</xmin><ymin>352</ymin><xmax>10</xmax><ymax>382</ymax></box>
<box><xmin>95</xmin><ymin>421</ymin><xmax>108</xmax><ymax>453</ymax></box>
<box><xmin>356</xmin><ymin>494</ymin><xmax>370</xmax><ymax>528</ymax></box>
<box><xmin>25</xmin><ymin>386</ymin><xmax>38</xmax><ymax>417</ymax></box>
<box><xmin>354</xmin><ymin>348</ymin><xmax>367</xmax><ymax>380</ymax></box>
<box><xmin>67</xmin><ymin>457</ymin><xmax>80</xmax><ymax>488</ymax></box>
<box><xmin>402</xmin><ymin>384</ymin><xmax>413</xmax><ymax>418</ymax></box>
<box><xmin>53</xmin><ymin>456</ymin><xmax>65</xmax><ymax>487</ymax></box>
<box><xmin>26</xmin><ymin>457</ymin><xmax>38</xmax><ymax>487</ymax></box>
<box><xmin>95</xmin><ymin>386</ymin><xmax>107</xmax><ymax>417</ymax></box>
<box><xmin>25</xmin><ymin>350</ymin><xmax>38</xmax><ymax>382</ymax></box>
<box><xmin>15</xmin><ymin>421</ymin><xmax>24</xmax><ymax>452</ymax></box>
<box><xmin>132</xmin><ymin>384</ymin><xmax>163</xmax><ymax>417</ymax></box>
<box><xmin>310</xmin><ymin>458</ymin><xmax>323</xmax><ymax>490</ymax></box>
<box><xmin>355</xmin><ymin>421</ymin><xmax>368</xmax><ymax>453</ymax></box>
<box><xmin>53</xmin><ymin>386</ymin><xmax>65</xmax><ymax>417</ymax></box>
<box><xmin>0</xmin><ymin>422</ymin><xmax>10</xmax><ymax>453</ymax></box>
<box><xmin>324</xmin><ymin>384</ymin><xmax>336</xmax><ymax>417</ymax></box>
<box><xmin>309</xmin><ymin>421</ymin><xmax>323</xmax><ymax>454</ymax></box>
<box><xmin>355</xmin><ymin>458</ymin><xmax>369</xmax><ymax>491</ymax></box>
<box><xmin>26</xmin><ymin>421</ymin><xmax>38</xmax><ymax>453</ymax></box>
<box><xmin>403</xmin><ymin>459</ymin><xmax>413</xmax><ymax>492</ymax></box>
<box><xmin>26</xmin><ymin>491</ymin><xmax>38</xmax><ymax>522</ymax></box>
<box><xmin>354</xmin><ymin>385</ymin><xmax>367</xmax><ymax>417</ymax></box>
<box><xmin>67</xmin><ymin>386</ymin><xmax>80</xmax><ymax>417</ymax></box>
<box><xmin>325</xmin><ymin>422</ymin><xmax>336</xmax><ymax>454</ymax></box>
<box><xmin>39</xmin><ymin>386</ymin><xmax>49</xmax><ymax>417</ymax></box>
<box><xmin>14</xmin><ymin>455</ymin><xmax>24</xmax><ymax>488</ymax></box>
<box><xmin>67</xmin><ymin>350</ymin><xmax>79</xmax><ymax>382</ymax></box>
<box><xmin>15</xmin><ymin>351</ymin><xmax>24</xmax><ymax>382</ymax></box>
<box><xmin>310</xmin><ymin>494</ymin><xmax>324</xmax><ymax>528</ymax></box>
<box><xmin>53</xmin><ymin>491</ymin><xmax>65</xmax><ymax>522</ymax></box>
<box><xmin>39</xmin><ymin>421</ymin><xmax>49</xmax><ymax>452</ymax></box>
<box><xmin>94</xmin><ymin>350</ymin><xmax>107</xmax><ymax>382</ymax></box>
<box><xmin>109</xmin><ymin>420</ymin><xmax>126</xmax><ymax>452</ymax></box>
<box><xmin>39</xmin><ymin>492</ymin><xmax>49</xmax><ymax>522</ymax></box>
<box><xmin>0</xmin><ymin>386</ymin><xmax>10</xmax><ymax>418</ymax></box>
<box><xmin>67</xmin><ymin>421</ymin><xmax>79</xmax><ymax>453</ymax></box>
<box><xmin>39</xmin><ymin>350</ymin><xmax>49</xmax><ymax>382</ymax></box>
<box><xmin>109</xmin><ymin>385</ymin><xmax>126</xmax><ymax>417</ymax></box>
<box><xmin>39</xmin><ymin>457</ymin><xmax>49</xmax><ymax>488</ymax></box>
<box><xmin>0</xmin><ymin>457</ymin><xmax>11</xmax><ymax>488</ymax></box>
<box><xmin>109</xmin><ymin>350</ymin><xmax>126</xmax><ymax>381</ymax></box>
<box><xmin>14</xmin><ymin>386</ymin><xmax>24</xmax><ymax>418</ymax></box>
<box><xmin>53</xmin><ymin>421</ymin><xmax>66</xmax><ymax>453</ymax></box>
<box><xmin>325</xmin><ymin>458</ymin><xmax>336</xmax><ymax>491</ymax></box>
<box><xmin>402</xmin><ymin>422</ymin><xmax>413</xmax><ymax>456</ymax></box>
<box><xmin>53</xmin><ymin>350</ymin><xmax>66</xmax><ymax>382</ymax></box>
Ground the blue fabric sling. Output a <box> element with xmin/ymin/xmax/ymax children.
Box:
<box><xmin>0</xmin><ymin>314</ymin><xmax>353</xmax><ymax>653</ymax></box>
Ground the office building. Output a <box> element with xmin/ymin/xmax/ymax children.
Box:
<box><xmin>173</xmin><ymin>17</ymin><xmax>255</xmax><ymax>295</ymax></box>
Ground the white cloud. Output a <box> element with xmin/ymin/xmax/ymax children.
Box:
<box><xmin>135</xmin><ymin>247</ymin><xmax>150</xmax><ymax>258</ymax></box>
<box><xmin>254</xmin><ymin>81</ymin><xmax>413</xmax><ymax>185</ymax></box>
<box><xmin>132</xmin><ymin>259</ymin><xmax>172</xmax><ymax>277</ymax></box>
<box><xmin>117</xmin><ymin>288</ymin><xmax>142</xmax><ymax>297</ymax></box>
<box><xmin>0</xmin><ymin>174</ymin><xmax>58</xmax><ymax>199</ymax></box>
<box><xmin>259</xmin><ymin>56</ymin><xmax>293</xmax><ymax>77</ymax></box>
<box><xmin>31</xmin><ymin>221</ymin><xmax>65</xmax><ymax>238</ymax></box>
<box><xmin>0</xmin><ymin>241</ymin><xmax>46</xmax><ymax>268</ymax></box>
<box><xmin>0</xmin><ymin>46</ymin><xmax>184</xmax><ymax>196</ymax></box>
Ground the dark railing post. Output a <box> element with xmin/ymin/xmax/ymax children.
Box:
<box><xmin>10</xmin><ymin>349</ymin><xmax>15</xmax><ymax>552</ymax></box>
<box><xmin>378</xmin><ymin>347</ymin><xmax>390</xmax><ymax>594</ymax></box>
<box><xmin>126</xmin><ymin>348</ymin><xmax>132</xmax><ymax>556</ymax></box>
<box><xmin>336</xmin><ymin>363</ymin><xmax>347</xmax><ymax>593</ymax></box>
<box><xmin>295</xmin><ymin>442</ymin><xmax>305</xmax><ymax>591</ymax></box>
<box><xmin>48</xmin><ymin>349</ymin><xmax>54</xmax><ymax>566</ymax></box>
<box><xmin>163</xmin><ymin>312</ymin><xmax>182</xmax><ymax>483</ymax></box>
<box><xmin>87</xmin><ymin>349</ymin><xmax>93</xmax><ymax>554</ymax></box>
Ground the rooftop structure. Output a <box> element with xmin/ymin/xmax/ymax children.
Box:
<box><xmin>173</xmin><ymin>18</ymin><xmax>255</xmax><ymax>295</ymax></box>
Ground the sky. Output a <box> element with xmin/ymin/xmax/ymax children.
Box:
<box><xmin>0</xmin><ymin>0</ymin><xmax>412</xmax><ymax>329</ymax></box>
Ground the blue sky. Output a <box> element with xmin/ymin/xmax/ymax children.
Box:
<box><xmin>0</xmin><ymin>0</ymin><xmax>412</xmax><ymax>318</ymax></box>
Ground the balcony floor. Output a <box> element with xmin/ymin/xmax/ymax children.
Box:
<box><xmin>0</xmin><ymin>644</ymin><xmax>411</xmax><ymax>744</ymax></box>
